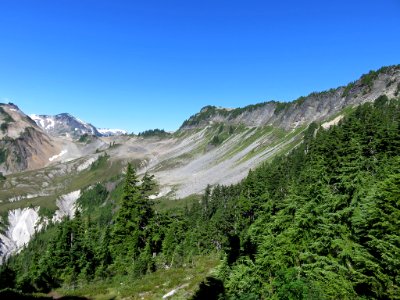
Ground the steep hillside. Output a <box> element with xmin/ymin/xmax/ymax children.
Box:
<box><xmin>1</xmin><ymin>65</ymin><xmax>399</xmax><ymax>261</ymax></box>
<box><xmin>180</xmin><ymin>65</ymin><xmax>400</xmax><ymax>130</ymax></box>
<box><xmin>1</xmin><ymin>96</ymin><xmax>399</xmax><ymax>299</ymax></box>
<box><xmin>0</xmin><ymin>104</ymin><xmax>61</xmax><ymax>175</ymax></box>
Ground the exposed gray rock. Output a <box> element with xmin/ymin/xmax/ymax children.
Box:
<box><xmin>180</xmin><ymin>65</ymin><xmax>400</xmax><ymax>131</ymax></box>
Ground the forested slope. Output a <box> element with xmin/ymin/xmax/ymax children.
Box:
<box><xmin>1</xmin><ymin>95</ymin><xmax>399</xmax><ymax>299</ymax></box>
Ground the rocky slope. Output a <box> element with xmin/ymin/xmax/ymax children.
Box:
<box><xmin>0</xmin><ymin>104</ymin><xmax>61</xmax><ymax>175</ymax></box>
<box><xmin>180</xmin><ymin>65</ymin><xmax>400</xmax><ymax>131</ymax></box>
<box><xmin>1</xmin><ymin>64</ymin><xmax>400</xmax><ymax>261</ymax></box>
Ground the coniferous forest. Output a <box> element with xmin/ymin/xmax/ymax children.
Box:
<box><xmin>1</xmin><ymin>95</ymin><xmax>400</xmax><ymax>299</ymax></box>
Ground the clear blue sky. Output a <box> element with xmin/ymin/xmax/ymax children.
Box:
<box><xmin>0</xmin><ymin>0</ymin><xmax>399</xmax><ymax>132</ymax></box>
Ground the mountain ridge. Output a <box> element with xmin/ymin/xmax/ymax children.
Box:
<box><xmin>180</xmin><ymin>65</ymin><xmax>400</xmax><ymax>130</ymax></box>
<box><xmin>0</xmin><ymin>64</ymin><xmax>399</xmax><ymax>178</ymax></box>
<box><xmin>1</xmin><ymin>64</ymin><xmax>400</xmax><ymax>261</ymax></box>
<box><xmin>30</xmin><ymin>113</ymin><xmax>101</xmax><ymax>139</ymax></box>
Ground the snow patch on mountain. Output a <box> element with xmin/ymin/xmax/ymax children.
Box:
<box><xmin>98</xmin><ymin>128</ymin><xmax>128</xmax><ymax>136</ymax></box>
<box><xmin>52</xmin><ymin>190</ymin><xmax>81</xmax><ymax>222</ymax></box>
<box><xmin>30</xmin><ymin>113</ymin><xmax>101</xmax><ymax>139</ymax></box>
<box><xmin>0</xmin><ymin>207</ymin><xmax>42</xmax><ymax>261</ymax></box>
<box><xmin>30</xmin><ymin>114</ymin><xmax>55</xmax><ymax>130</ymax></box>
<box><xmin>76</xmin><ymin>117</ymin><xmax>89</xmax><ymax>126</ymax></box>
<box><xmin>49</xmin><ymin>149</ymin><xmax>68</xmax><ymax>162</ymax></box>
<box><xmin>0</xmin><ymin>190</ymin><xmax>81</xmax><ymax>262</ymax></box>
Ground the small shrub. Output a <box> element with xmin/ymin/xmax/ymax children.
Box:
<box><xmin>342</xmin><ymin>82</ymin><xmax>355</xmax><ymax>98</ymax></box>
<box><xmin>386</xmin><ymin>79</ymin><xmax>395</xmax><ymax>87</ymax></box>
<box><xmin>395</xmin><ymin>82</ymin><xmax>400</xmax><ymax>97</ymax></box>
<box><xmin>138</xmin><ymin>129</ymin><xmax>171</xmax><ymax>138</ymax></box>
<box><xmin>90</xmin><ymin>153</ymin><xmax>110</xmax><ymax>171</ymax></box>
<box><xmin>1</xmin><ymin>123</ymin><xmax>8</xmax><ymax>133</ymax></box>
<box><xmin>360</xmin><ymin>70</ymin><xmax>378</xmax><ymax>89</ymax></box>
<box><xmin>0</xmin><ymin>149</ymin><xmax>7</xmax><ymax>164</ymax></box>
<box><xmin>274</xmin><ymin>102</ymin><xmax>289</xmax><ymax>115</ymax></box>
<box><xmin>210</xmin><ymin>135</ymin><xmax>221</xmax><ymax>146</ymax></box>
<box><xmin>78</xmin><ymin>134</ymin><xmax>90</xmax><ymax>143</ymax></box>
<box><xmin>0</xmin><ymin>107</ymin><xmax>13</xmax><ymax>123</ymax></box>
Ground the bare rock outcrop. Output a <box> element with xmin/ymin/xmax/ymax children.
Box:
<box><xmin>0</xmin><ymin>104</ymin><xmax>61</xmax><ymax>174</ymax></box>
<box><xmin>180</xmin><ymin>65</ymin><xmax>400</xmax><ymax>131</ymax></box>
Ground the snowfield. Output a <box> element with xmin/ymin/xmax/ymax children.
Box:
<box><xmin>98</xmin><ymin>128</ymin><xmax>128</xmax><ymax>136</ymax></box>
<box><xmin>0</xmin><ymin>190</ymin><xmax>81</xmax><ymax>262</ymax></box>
<box><xmin>0</xmin><ymin>207</ymin><xmax>41</xmax><ymax>261</ymax></box>
<box><xmin>52</xmin><ymin>190</ymin><xmax>81</xmax><ymax>222</ymax></box>
<box><xmin>49</xmin><ymin>149</ymin><xmax>68</xmax><ymax>162</ymax></box>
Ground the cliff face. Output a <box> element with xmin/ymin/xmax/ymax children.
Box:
<box><xmin>180</xmin><ymin>65</ymin><xmax>400</xmax><ymax>131</ymax></box>
<box><xmin>0</xmin><ymin>104</ymin><xmax>61</xmax><ymax>174</ymax></box>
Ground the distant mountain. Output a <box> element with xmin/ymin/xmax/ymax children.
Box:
<box><xmin>30</xmin><ymin>113</ymin><xmax>101</xmax><ymax>139</ymax></box>
<box><xmin>98</xmin><ymin>128</ymin><xmax>128</xmax><ymax>136</ymax></box>
<box><xmin>0</xmin><ymin>103</ymin><xmax>61</xmax><ymax>174</ymax></box>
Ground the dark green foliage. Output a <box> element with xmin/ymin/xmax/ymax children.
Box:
<box><xmin>0</xmin><ymin>107</ymin><xmax>14</xmax><ymax>123</ymax></box>
<box><xmin>0</xmin><ymin>185</ymin><xmax>115</xmax><ymax>292</ymax></box>
<box><xmin>207</xmin><ymin>123</ymin><xmax>238</xmax><ymax>148</ymax></box>
<box><xmin>274</xmin><ymin>101</ymin><xmax>291</xmax><ymax>115</ymax></box>
<box><xmin>2</xmin><ymin>96</ymin><xmax>400</xmax><ymax>299</ymax></box>
<box><xmin>0</xmin><ymin>106</ymin><xmax>14</xmax><ymax>133</ymax></box>
<box><xmin>181</xmin><ymin>106</ymin><xmax>229</xmax><ymax>128</ymax></box>
<box><xmin>38</xmin><ymin>207</ymin><xmax>55</xmax><ymax>219</ymax></box>
<box><xmin>108</xmin><ymin>164</ymin><xmax>157</xmax><ymax>275</ymax></box>
<box><xmin>182</xmin><ymin>102</ymin><xmax>272</xmax><ymax>127</ymax></box>
<box><xmin>342</xmin><ymin>81</ymin><xmax>355</xmax><ymax>97</ymax></box>
<box><xmin>210</xmin><ymin>135</ymin><xmax>221</xmax><ymax>146</ymax></box>
<box><xmin>221</xmin><ymin>96</ymin><xmax>400</xmax><ymax>298</ymax></box>
<box><xmin>361</xmin><ymin>70</ymin><xmax>378</xmax><ymax>88</ymax></box>
<box><xmin>294</xmin><ymin>96</ymin><xmax>306</xmax><ymax>105</ymax></box>
<box><xmin>386</xmin><ymin>79</ymin><xmax>396</xmax><ymax>87</ymax></box>
<box><xmin>374</xmin><ymin>94</ymin><xmax>389</xmax><ymax>108</ymax></box>
<box><xmin>78</xmin><ymin>134</ymin><xmax>90</xmax><ymax>143</ymax></box>
<box><xmin>0</xmin><ymin>288</ymin><xmax>54</xmax><ymax>300</ymax></box>
<box><xmin>0</xmin><ymin>265</ymin><xmax>16</xmax><ymax>290</ymax></box>
<box><xmin>89</xmin><ymin>153</ymin><xmax>109</xmax><ymax>171</ymax></box>
<box><xmin>0</xmin><ymin>148</ymin><xmax>7</xmax><ymax>164</ymax></box>
<box><xmin>395</xmin><ymin>82</ymin><xmax>400</xmax><ymax>96</ymax></box>
<box><xmin>138</xmin><ymin>128</ymin><xmax>170</xmax><ymax>137</ymax></box>
<box><xmin>228</xmin><ymin>102</ymin><xmax>269</xmax><ymax>119</ymax></box>
<box><xmin>192</xmin><ymin>277</ymin><xmax>225</xmax><ymax>300</ymax></box>
<box><xmin>77</xmin><ymin>184</ymin><xmax>108</xmax><ymax>212</ymax></box>
<box><xmin>1</xmin><ymin>122</ymin><xmax>8</xmax><ymax>133</ymax></box>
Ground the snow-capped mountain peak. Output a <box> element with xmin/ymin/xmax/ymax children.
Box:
<box><xmin>30</xmin><ymin>113</ymin><xmax>101</xmax><ymax>139</ymax></box>
<box><xmin>30</xmin><ymin>114</ymin><xmax>56</xmax><ymax>130</ymax></box>
<box><xmin>98</xmin><ymin>128</ymin><xmax>128</xmax><ymax>136</ymax></box>
<box><xmin>30</xmin><ymin>113</ymin><xmax>129</xmax><ymax>138</ymax></box>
